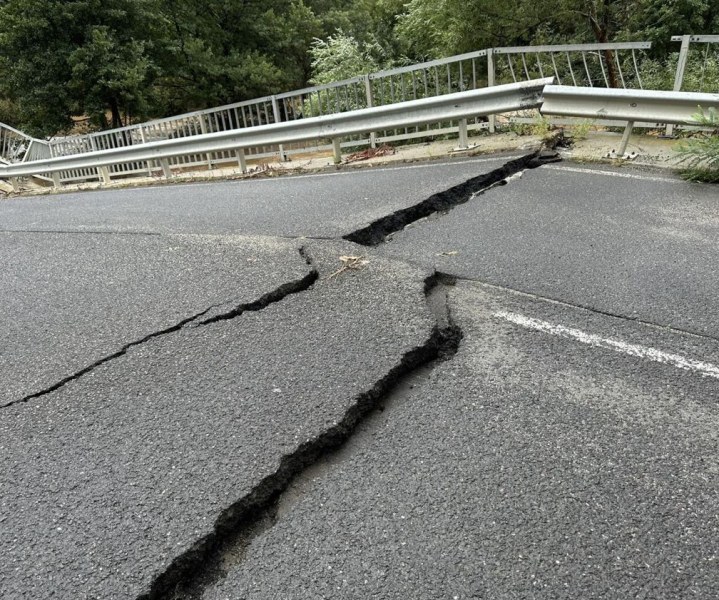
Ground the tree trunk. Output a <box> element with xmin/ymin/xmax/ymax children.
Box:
<box><xmin>587</xmin><ymin>0</ymin><xmax>620</xmax><ymax>88</ymax></box>
<box><xmin>109</xmin><ymin>98</ymin><xmax>122</xmax><ymax>129</ymax></box>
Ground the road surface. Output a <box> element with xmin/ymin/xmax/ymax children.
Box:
<box><xmin>1</xmin><ymin>154</ymin><xmax>718</xmax><ymax>599</ymax></box>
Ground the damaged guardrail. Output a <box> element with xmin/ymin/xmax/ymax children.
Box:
<box><xmin>0</xmin><ymin>78</ymin><xmax>552</xmax><ymax>190</ymax></box>
<box><xmin>540</xmin><ymin>85</ymin><xmax>719</xmax><ymax>156</ymax></box>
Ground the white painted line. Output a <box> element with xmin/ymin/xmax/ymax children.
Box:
<box><xmin>546</xmin><ymin>165</ymin><xmax>682</xmax><ymax>184</ymax></box>
<box><xmin>495</xmin><ymin>311</ymin><xmax>719</xmax><ymax>380</ymax></box>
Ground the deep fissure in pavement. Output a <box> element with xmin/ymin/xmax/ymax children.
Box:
<box><xmin>343</xmin><ymin>150</ymin><xmax>560</xmax><ymax>246</ymax></box>
<box><xmin>4</xmin><ymin>247</ymin><xmax>318</xmax><ymax>409</ymax></box>
<box><xmin>139</xmin><ymin>274</ymin><xmax>463</xmax><ymax>600</ymax></box>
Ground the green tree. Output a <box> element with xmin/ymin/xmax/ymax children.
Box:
<box><xmin>155</xmin><ymin>0</ymin><xmax>322</xmax><ymax>112</ymax></box>
<box><xmin>622</xmin><ymin>0</ymin><xmax>717</xmax><ymax>57</ymax></box>
<box><xmin>308</xmin><ymin>31</ymin><xmax>381</xmax><ymax>85</ymax></box>
<box><xmin>0</xmin><ymin>0</ymin><xmax>163</xmax><ymax>135</ymax></box>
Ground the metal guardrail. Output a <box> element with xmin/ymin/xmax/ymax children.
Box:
<box><xmin>541</xmin><ymin>85</ymin><xmax>719</xmax><ymax>154</ymax></box>
<box><xmin>0</xmin><ymin>79</ymin><xmax>552</xmax><ymax>189</ymax></box>
<box><xmin>38</xmin><ymin>41</ymin><xmax>650</xmax><ymax>184</ymax></box>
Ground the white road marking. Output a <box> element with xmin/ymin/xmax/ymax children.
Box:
<box><xmin>495</xmin><ymin>311</ymin><xmax>719</xmax><ymax>380</ymax></box>
<box><xmin>546</xmin><ymin>165</ymin><xmax>682</xmax><ymax>184</ymax></box>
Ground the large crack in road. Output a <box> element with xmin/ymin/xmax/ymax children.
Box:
<box><xmin>2</xmin><ymin>152</ymin><xmax>568</xmax><ymax>599</ymax></box>
<box><xmin>344</xmin><ymin>150</ymin><xmax>560</xmax><ymax>246</ymax></box>
<box><xmin>142</xmin><ymin>275</ymin><xmax>462</xmax><ymax>600</ymax></box>
<box><xmin>3</xmin><ymin>247</ymin><xmax>318</xmax><ymax>410</ymax></box>
<box><xmin>136</xmin><ymin>156</ymin><xmax>570</xmax><ymax>597</ymax></box>
<box><xmin>5</xmin><ymin>151</ymin><xmax>719</xmax><ymax>599</ymax></box>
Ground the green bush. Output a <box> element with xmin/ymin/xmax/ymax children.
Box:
<box><xmin>507</xmin><ymin>112</ymin><xmax>551</xmax><ymax>137</ymax></box>
<box><xmin>677</xmin><ymin>107</ymin><xmax>719</xmax><ymax>183</ymax></box>
<box><xmin>641</xmin><ymin>53</ymin><xmax>719</xmax><ymax>92</ymax></box>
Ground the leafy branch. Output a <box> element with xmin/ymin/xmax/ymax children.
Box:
<box><xmin>677</xmin><ymin>107</ymin><xmax>719</xmax><ymax>183</ymax></box>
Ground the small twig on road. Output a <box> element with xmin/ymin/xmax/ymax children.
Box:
<box><xmin>327</xmin><ymin>255</ymin><xmax>369</xmax><ymax>279</ymax></box>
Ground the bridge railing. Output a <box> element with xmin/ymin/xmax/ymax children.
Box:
<box><xmin>541</xmin><ymin>85</ymin><xmax>719</xmax><ymax>156</ymax></box>
<box><xmin>0</xmin><ymin>79</ymin><xmax>551</xmax><ymax>189</ymax></box>
<box><xmin>38</xmin><ymin>41</ymin><xmax>651</xmax><ymax>184</ymax></box>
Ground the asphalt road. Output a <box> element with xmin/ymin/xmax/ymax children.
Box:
<box><xmin>1</xmin><ymin>155</ymin><xmax>718</xmax><ymax>599</ymax></box>
<box><xmin>204</xmin><ymin>279</ymin><xmax>719</xmax><ymax>600</ymax></box>
<box><xmin>1</xmin><ymin>232</ymin><xmax>309</xmax><ymax>404</ymax></box>
<box><xmin>0</xmin><ymin>157</ymin><xmax>512</xmax><ymax>237</ymax></box>
<box><xmin>381</xmin><ymin>164</ymin><xmax>719</xmax><ymax>338</ymax></box>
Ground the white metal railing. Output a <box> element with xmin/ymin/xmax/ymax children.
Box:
<box><xmin>0</xmin><ymin>79</ymin><xmax>552</xmax><ymax>189</ymax></box>
<box><xmin>38</xmin><ymin>41</ymin><xmax>651</xmax><ymax>184</ymax></box>
<box><xmin>541</xmin><ymin>85</ymin><xmax>719</xmax><ymax>155</ymax></box>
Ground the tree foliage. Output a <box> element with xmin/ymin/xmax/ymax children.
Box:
<box><xmin>677</xmin><ymin>107</ymin><xmax>719</xmax><ymax>182</ymax></box>
<box><xmin>308</xmin><ymin>31</ymin><xmax>382</xmax><ymax>85</ymax></box>
<box><xmin>0</xmin><ymin>0</ymin><xmax>717</xmax><ymax>137</ymax></box>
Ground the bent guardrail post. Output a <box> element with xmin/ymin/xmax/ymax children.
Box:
<box><xmin>0</xmin><ymin>78</ymin><xmax>553</xmax><ymax>187</ymax></box>
<box><xmin>541</xmin><ymin>85</ymin><xmax>719</xmax><ymax>156</ymax></box>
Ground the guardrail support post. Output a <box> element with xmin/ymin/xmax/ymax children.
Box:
<box><xmin>236</xmin><ymin>149</ymin><xmax>247</xmax><ymax>173</ymax></box>
<box><xmin>160</xmin><ymin>159</ymin><xmax>173</xmax><ymax>179</ymax></box>
<box><xmin>99</xmin><ymin>166</ymin><xmax>111</xmax><ymax>185</ymax></box>
<box><xmin>618</xmin><ymin>120</ymin><xmax>635</xmax><ymax>156</ymax></box>
<box><xmin>457</xmin><ymin>118</ymin><xmax>470</xmax><ymax>149</ymax></box>
<box><xmin>487</xmin><ymin>48</ymin><xmax>496</xmax><ymax>133</ymax></box>
<box><xmin>271</xmin><ymin>96</ymin><xmax>288</xmax><ymax>161</ymax></box>
<box><xmin>332</xmin><ymin>138</ymin><xmax>342</xmax><ymax>164</ymax></box>
<box><xmin>9</xmin><ymin>177</ymin><xmax>20</xmax><ymax>192</ymax></box>
<box><xmin>199</xmin><ymin>116</ymin><xmax>213</xmax><ymax>169</ymax></box>
<box><xmin>139</xmin><ymin>126</ymin><xmax>153</xmax><ymax>176</ymax></box>
<box><xmin>89</xmin><ymin>137</ymin><xmax>109</xmax><ymax>183</ymax></box>
<box><xmin>364</xmin><ymin>75</ymin><xmax>377</xmax><ymax>148</ymax></box>
<box><xmin>666</xmin><ymin>35</ymin><xmax>691</xmax><ymax>137</ymax></box>
<box><xmin>51</xmin><ymin>172</ymin><xmax>61</xmax><ymax>188</ymax></box>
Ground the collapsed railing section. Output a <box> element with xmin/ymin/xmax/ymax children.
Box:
<box><xmin>38</xmin><ymin>41</ymin><xmax>650</xmax><ymax>184</ymax></box>
<box><xmin>0</xmin><ymin>122</ymin><xmax>36</xmax><ymax>164</ymax></box>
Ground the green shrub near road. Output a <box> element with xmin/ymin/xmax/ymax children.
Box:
<box><xmin>677</xmin><ymin>107</ymin><xmax>719</xmax><ymax>183</ymax></box>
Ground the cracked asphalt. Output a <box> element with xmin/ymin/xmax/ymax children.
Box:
<box><xmin>1</xmin><ymin>155</ymin><xmax>718</xmax><ymax>599</ymax></box>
